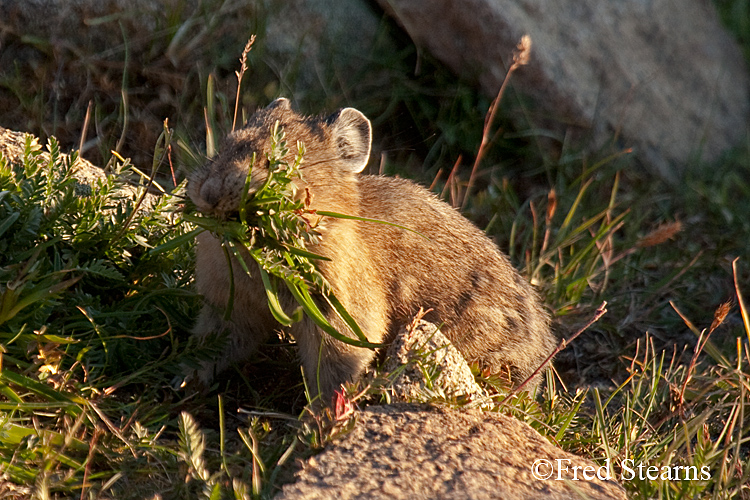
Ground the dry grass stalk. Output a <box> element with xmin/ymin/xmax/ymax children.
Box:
<box><xmin>500</xmin><ymin>301</ymin><xmax>608</xmax><ymax>406</ymax></box>
<box><xmin>462</xmin><ymin>34</ymin><xmax>531</xmax><ymax>209</ymax></box>
<box><xmin>733</xmin><ymin>258</ymin><xmax>750</xmax><ymax>346</ymax></box>
<box><xmin>78</xmin><ymin>100</ymin><xmax>93</xmax><ymax>155</ymax></box>
<box><xmin>599</xmin><ymin>219</ymin><xmax>680</xmax><ymax>272</ymax></box>
<box><xmin>441</xmin><ymin>154</ymin><xmax>463</xmax><ymax>207</ymax></box>
<box><xmin>540</xmin><ymin>188</ymin><xmax>557</xmax><ymax>256</ymax></box>
<box><xmin>674</xmin><ymin>299</ymin><xmax>730</xmax><ymax>413</ymax></box>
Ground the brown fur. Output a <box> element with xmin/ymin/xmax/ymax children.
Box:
<box><xmin>188</xmin><ymin>98</ymin><xmax>556</xmax><ymax>400</ymax></box>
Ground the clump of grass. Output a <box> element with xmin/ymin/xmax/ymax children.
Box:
<box><xmin>171</xmin><ymin>404</ymin><xmax>299</xmax><ymax>500</ymax></box>
<box><xmin>585</xmin><ymin>294</ymin><xmax>749</xmax><ymax>498</ymax></box>
<box><xmin>0</xmin><ymin>132</ymin><xmax>202</xmax><ymax>498</ymax></box>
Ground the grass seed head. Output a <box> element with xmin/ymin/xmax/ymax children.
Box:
<box><xmin>709</xmin><ymin>301</ymin><xmax>731</xmax><ymax>334</ymax></box>
<box><xmin>636</xmin><ymin>220</ymin><xmax>682</xmax><ymax>248</ymax></box>
<box><xmin>514</xmin><ymin>34</ymin><xmax>532</xmax><ymax>67</ymax></box>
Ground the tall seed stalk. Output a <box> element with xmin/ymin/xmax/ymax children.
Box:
<box><xmin>462</xmin><ymin>35</ymin><xmax>531</xmax><ymax>209</ymax></box>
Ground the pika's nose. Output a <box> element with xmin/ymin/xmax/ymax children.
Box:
<box><xmin>195</xmin><ymin>177</ymin><xmax>223</xmax><ymax>211</ymax></box>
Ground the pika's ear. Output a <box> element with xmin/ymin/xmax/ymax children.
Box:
<box><xmin>266</xmin><ymin>97</ymin><xmax>292</xmax><ymax>110</ymax></box>
<box><xmin>327</xmin><ymin>108</ymin><xmax>372</xmax><ymax>173</ymax></box>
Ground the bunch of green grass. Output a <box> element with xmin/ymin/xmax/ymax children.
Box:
<box><xmin>173</xmin><ymin>403</ymin><xmax>298</xmax><ymax>500</ymax></box>
<box><xmin>166</xmin><ymin>120</ymin><xmax>383</xmax><ymax>353</ymax></box>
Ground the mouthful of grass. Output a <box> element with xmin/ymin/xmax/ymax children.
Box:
<box><xmin>156</xmin><ymin>121</ymin><xmax>380</xmax><ymax>349</ymax></box>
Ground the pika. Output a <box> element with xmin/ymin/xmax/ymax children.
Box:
<box><xmin>188</xmin><ymin>98</ymin><xmax>556</xmax><ymax>400</ymax></box>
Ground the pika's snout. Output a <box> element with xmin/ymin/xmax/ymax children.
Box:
<box><xmin>188</xmin><ymin>160</ymin><xmax>267</xmax><ymax>215</ymax></box>
<box><xmin>188</xmin><ymin>172</ymin><xmax>239</xmax><ymax>214</ymax></box>
<box><xmin>188</xmin><ymin>175</ymin><xmax>223</xmax><ymax>212</ymax></box>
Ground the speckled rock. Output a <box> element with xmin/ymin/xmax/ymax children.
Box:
<box><xmin>381</xmin><ymin>319</ymin><xmax>488</xmax><ymax>406</ymax></box>
<box><xmin>275</xmin><ymin>404</ymin><xmax>627</xmax><ymax>500</ymax></box>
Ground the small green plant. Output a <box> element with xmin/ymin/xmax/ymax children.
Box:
<box><xmin>174</xmin><ymin>390</ymin><xmax>301</xmax><ymax>500</ymax></box>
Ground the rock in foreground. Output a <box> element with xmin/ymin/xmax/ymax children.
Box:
<box><xmin>382</xmin><ymin>319</ymin><xmax>489</xmax><ymax>405</ymax></box>
<box><xmin>276</xmin><ymin>404</ymin><xmax>627</xmax><ymax>500</ymax></box>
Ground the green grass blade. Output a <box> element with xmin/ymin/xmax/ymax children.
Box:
<box><xmin>0</xmin><ymin>421</ymin><xmax>88</xmax><ymax>452</ymax></box>
<box><xmin>285</xmin><ymin>246</ymin><xmax>331</xmax><ymax>261</ymax></box>
<box><xmin>0</xmin><ymin>275</ymin><xmax>81</xmax><ymax>326</ymax></box>
<box><xmin>553</xmin><ymin>390</ymin><xmax>589</xmax><ymax>442</ymax></box>
<box><xmin>205</xmin><ymin>75</ymin><xmax>217</xmax><ymax>158</ymax></box>
<box><xmin>560</xmin><ymin>178</ymin><xmax>592</xmax><ymax>232</ymax></box>
<box><xmin>149</xmin><ymin>227</ymin><xmax>204</xmax><ymax>255</ymax></box>
<box><xmin>258</xmin><ymin>265</ymin><xmax>302</xmax><ymax>326</ymax></box>
<box><xmin>222</xmin><ymin>243</ymin><xmax>237</xmax><ymax>320</ymax></box>
<box><xmin>324</xmin><ymin>292</ymin><xmax>369</xmax><ymax>345</ymax></box>
<box><xmin>316</xmin><ymin>210</ymin><xmax>428</xmax><ymax>239</ymax></box>
<box><xmin>0</xmin><ymin>459</ymin><xmax>36</xmax><ymax>482</ymax></box>
<box><xmin>0</xmin><ymin>383</ymin><xmax>23</xmax><ymax>403</ymax></box>
<box><xmin>0</xmin><ymin>211</ymin><xmax>20</xmax><ymax>239</ymax></box>
<box><xmin>285</xmin><ymin>280</ymin><xmax>381</xmax><ymax>349</ymax></box>
<box><xmin>592</xmin><ymin>388</ymin><xmax>613</xmax><ymax>464</ymax></box>
<box><xmin>239</xmin><ymin>153</ymin><xmax>256</xmax><ymax>225</ymax></box>
<box><xmin>0</xmin><ymin>370</ymin><xmax>85</xmax><ymax>412</ymax></box>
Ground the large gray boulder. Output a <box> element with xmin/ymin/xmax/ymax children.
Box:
<box><xmin>376</xmin><ymin>0</ymin><xmax>750</xmax><ymax>181</ymax></box>
<box><xmin>276</xmin><ymin>404</ymin><xmax>627</xmax><ymax>500</ymax></box>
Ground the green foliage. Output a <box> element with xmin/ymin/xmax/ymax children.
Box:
<box><xmin>0</xmin><ymin>133</ymin><xmax>201</xmax><ymax>497</ymax></box>
<box><xmin>173</xmin><ymin>408</ymin><xmax>297</xmax><ymax>500</ymax></box>
<box><xmin>0</xmin><ymin>134</ymin><xmax>196</xmax><ymax>368</ymax></box>
<box><xmin>714</xmin><ymin>0</ymin><xmax>750</xmax><ymax>61</ymax></box>
<box><xmin>479</xmin><ymin>164</ymin><xmax>629</xmax><ymax>312</ymax></box>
